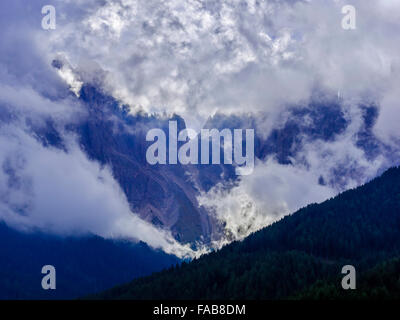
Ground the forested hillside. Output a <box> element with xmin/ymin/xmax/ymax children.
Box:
<box><xmin>295</xmin><ymin>257</ymin><xmax>400</xmax><ymax>299</ymax></box>
<box><xmin>0</xmin><ymin>225</ymin><xmax>179</xmax><ymax>299</ymax></box>
<box><xmin>90</xmin><ymin>166</ymin><xmax>400</xmax><ymax>299</ymax></box>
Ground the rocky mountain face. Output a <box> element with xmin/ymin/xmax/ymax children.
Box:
<box><xmin>203</xmin><ymin>100</ymin><xmax>395</xmax><ymax>190</ymax></box>
<box><xmin>29</xmin><ymin>81</ymin><xmax>396</xmax><ymax>247</ymax></box>
<box><xmin>71</xmin><ymin>85</ymin><xmax>222</xmax><ymax>245</ymax></box>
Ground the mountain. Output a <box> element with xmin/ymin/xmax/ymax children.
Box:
<box><xmin>89</xmin><ymin>166</ymin><xmax>400</xmax><ymax>299</ymax></box>
<box><xmin>71</xmin><ymin>85</ymin><xmax>221</xmax><ymax>244</ymax></box>
<box><xmin>71</xmin><ymin>85</ymin><xmax>394</xmax><ymax>244</ymax></box>
<box><xmin>203</xmin><ymin>101</ymin><xmax>392</xmax><ymax>190</ymax></box>
<box><xmin>2</xmin><ymin>78</ymin><xmax>397</xmax><ymax>300</ymax></box>
<box><xmin>29</xmin><ymin>76</ymin><xmax>397</xmax><ymax>247</ymax></box>
<box><xmin>0</xmin><ymin>222</ymin><xmax>179</xmax><ymax>300</ymax></box>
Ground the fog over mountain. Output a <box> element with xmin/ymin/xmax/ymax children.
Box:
<box><xmin>0</xmin><ymin>0</ymin><xmax>399</xmax><ymax>257</ymax></box>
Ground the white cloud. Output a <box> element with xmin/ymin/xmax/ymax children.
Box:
<box><xmin>0</xmin><ymin>125</ymin><xmax>200</xmax><ymax>258</ymax></box>
<box><xmin>199</xmin><ymin>100</ymin><xmax>391</xmax><ymax>245</ymax></box>
<box><xmin>199</xmin><ymin>158</ymin><xmax>335</xmax><ymax>247</ymax></box>
<box><xmin>38</xmin><ymin>0</ymin><xmax>400</xmax><ymax>130</ymax></box>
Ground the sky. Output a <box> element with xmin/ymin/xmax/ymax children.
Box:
<box><xmin>0</xmin><ymin>0</ymin><xmax>399</xmax><ymax>256</ymax></box>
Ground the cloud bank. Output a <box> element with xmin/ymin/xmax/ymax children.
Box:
<box><xmin>0</xmin><ymin>83</ymin><xmax>199</xmax><ymax>258</ymax></box>
<box><xmin>0</xmin><ymin>127</ymin><xmax>199</xmax><ymax>258</ymax></box>
<box><xmin>41</xmin><ymin>0</ymin><xmax>400</xmax><ymax>129</ymax></box>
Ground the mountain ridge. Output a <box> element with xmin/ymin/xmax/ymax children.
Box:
<box><xmin>88</xmin><ymin>165</ymin><xmax>400</xmax><ymax>299</ymax></box>
<box><xmin>0</xmin><ymin>222</ymin><xmax>179</xmax><ymax>299</ymax></box>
